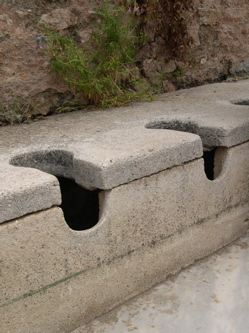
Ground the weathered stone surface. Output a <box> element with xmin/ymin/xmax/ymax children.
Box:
<box><xmin>0</xmin><ymin>82</ymin><xmax>249</xmax><ymax>332</ymax></box>
<box><xmin>0</xmin><ymin>81</ymin><xmax>249</xmax><ymax>222</ymax></box>
<box><xmin>235</xmin><ymin>58</ymin><xmax>249</xmax><ymax>74</ymax></box>
<box><xmin>71</xmin><ymin>232</ymin><xmax>249</xmax><ymax>333</ymax></box>
<box><xmin>39</xmin><ymin>6</ymin><xmax>88</xmax><ymax>31</ymax></box>
<box><xmin>1</xmin><ymin>145</ymin><xmax>249</xmax><ymax>289</ymax></box>
<box><xmin>0</xmin><ymin>164</ymin><xmax>61</xmax><ymax>223</ymax></box>
<box><xmin>103</xmin><ymin>143</ymin><xmax>249</xmax><ymax>245</ymax></box>
<box><xmin>1</xmin><ymin>202</ymin><xmax>248</xmax><ymax>332</ymax></box>
<box><xmin>142</xmin><ymin>58</ymin><xmax>159</xmax><ymax>78</ymax></box>
<box><xmin>162</xmin><ymin>60</ymin><xmax>177</xmax><ymax>73</ymax></box>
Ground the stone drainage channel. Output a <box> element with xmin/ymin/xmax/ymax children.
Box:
<box><xmin>0</xmin><ymin>80</ymin><xmax>249</xmax><ymax>333</ymax></box>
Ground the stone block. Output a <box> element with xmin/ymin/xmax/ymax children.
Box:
<box><xmin>0</xmin><ymin>81</ymin><xmax>249</xmax><ymax>332</ymax></box>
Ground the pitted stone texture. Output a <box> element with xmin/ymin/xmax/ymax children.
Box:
<box><xmin>1</xmin><ymin>129</ymin><xmax>202</xmax><ymax>223</ymax></box>
<box><xmin>1</xmin><ymin>141</ymin><xmax>249</xmax><ymax>309</ymax></box>
<box><xmin>72</xmin><ymin>127</ymin><xmax>202</xmax><ymax>189</ymax></box>
<box><xmin>144</xmin><ymin>83</ymin><xmax>249</xmax><ymax>148</ymax></box>
<box><xmin>145</xmin><ymin>118</ymin><xmax>249</xmax><ymax>149</ymax></box>
<box><xmin>72</xmin><ymin>232</ymin><xmax>249</xmax><ymax>333</ymax></box>
<box><xmin>1</xmin><ymin>204</ymin><xmax>248</xmax><ymax>333</ymax></box>
<box><xmin>9</xmin><ymin>128</ymin><xmax>203</xmax><ymax>190</ymax></box>
<box><xmin>0</xmin><ymin>82</ymin><xmax>249</xmax><ymax>332</ymax></box>
<box><xmin>0</xmin><ymin>81</ymin><xmax>249</xmax><ymax>221</ymax></box>
<box><xmin>0</xmin><ymin>81</ymin><xmax>248</xmax><ymax>151</ymax></box>
<box><xmin>0</xmin><ymin>165</ymin><xmax>61</xmax><ymax>223</ymax></box>
<box><xmin>100</xmin><ymin>141</ymin><xmax>249</xmax><ymax>253</ymax></box>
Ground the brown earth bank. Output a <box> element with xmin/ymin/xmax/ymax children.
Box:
<box><xmin>0</xmin><ymin>0</ymin><xmax>249</xmax><ymax>124</ymax></box>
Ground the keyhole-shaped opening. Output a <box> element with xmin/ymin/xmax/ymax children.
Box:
<box><xmin>145</xmin><ymin>120</ymin><xmax>226</xmax><ymax>180</ymax></box>
<box><xmin>203</xmin><ymin>148</ymin><xmax>216</xmax><ymax>180</ymax></box>
<box><xmin>57</xmin><ymin>177</ymin><xmax>100</xmax><ymax>231</ymax></box>
<box><xmin>10</xmin><ymin>150</ymin><xmax>101</xmax><ymax>230</ymax></box>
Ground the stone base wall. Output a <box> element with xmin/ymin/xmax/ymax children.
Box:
<box><xmin>1</xmin><ymin>204</ymin><xmax>248</xmax><ymax>333</ymax></box>
<box><xmin>1</xmin><ymin>141</ymin><xmax>249</xmax><ymax>332</ymax></box>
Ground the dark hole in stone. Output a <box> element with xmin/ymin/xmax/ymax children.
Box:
<box><xmin>232</xmin><ymin>99</ymin><xmax>249</xmax><ymax>105</ymax></box>
<box><xmin>145</xmin><ymin>120</ymin><xmax>221</xmax><ymax>180</ymax></box>
<box><xmin>203</xmin><ymin>148</ymin><xmax>216</xmax><ymax>180</ymax></box>
<box><xmin>145</xmin><ymin>120</ymin><xmax>198</xmax><ymax>134</ymax></box>
<box><xmin>57</xmin><ymin>177</ymin><xmax>100</xmax><ymax>231</ymax></box>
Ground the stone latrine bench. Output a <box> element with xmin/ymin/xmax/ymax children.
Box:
<box><xmin>0</xmin><ymin>81</ymin><xmax>249</xmax><ymax>333</ymax></box>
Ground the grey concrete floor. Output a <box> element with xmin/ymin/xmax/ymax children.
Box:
<box><xmin>72</xmin><ymin>231</ymin><xmax>249</xmax><ymax>333</ymax></box>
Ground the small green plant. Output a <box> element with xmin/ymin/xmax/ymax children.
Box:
<box><xmin>172</xmin><ymin>66</ymin><xmax>185</xmax><ymax>77</ymax></box>
<box><xmin>43</xmin><ymin>1</ymin><xmax>149</xmax><ymax>108</ymax></box>
<box><xmin>0</xmin><ymin>97</ymin><xmax>35</xmax><ymax>125</ymax></box>
<box><xmin>225</xmin><ymin>73</ymin><xmax>249</xmax><ymax>82</ymax></box>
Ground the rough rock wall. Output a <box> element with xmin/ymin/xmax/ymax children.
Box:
<box><xmin>180</xmin><ymin>0</ymin><xmax>249</xmax><ymax>86</ymax></box>
<box><xmin>0</xmin><ymin>0</ymin><xmax>95</xmax><ymax>117</ymax></box>
<box><xmin>0</xmin><ymin>0</ymin><xmax>248</xmax><ymax>118</ymax></box>
<box><xmin>136</xmin><ymin>0</ymin><xmax>249</xmax><ymax>89</ymax></box>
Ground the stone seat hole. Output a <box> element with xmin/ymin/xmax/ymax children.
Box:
<box><xmin>145</xmin><ymin>120</ymin><xmax>225</xmax><ymax>180</ymax></box>
<box><xmin>10</xmin><ymin>150</ymin><xmax>101</xmax><ymax>230</ymax></box>
<box><xmin>231</xmin><ymin>99</ymin><xmax>249</xmax><ymax>105</ymax></box>
<box><xmin>57</xmin><ymin>177</ymin><xmax>100</xmax><ymax>231</ymax></box>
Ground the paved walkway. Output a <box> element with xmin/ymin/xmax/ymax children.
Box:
<box><xmin>72</xmin><ymin>231</ymin><xmax>249</xmax><ymax>333</ymax></box>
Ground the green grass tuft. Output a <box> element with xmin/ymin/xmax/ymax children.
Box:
<box><xmin>43</xmin><ymin>1</ymin><xmax>150</xmax><ymax>108</ymax></box>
